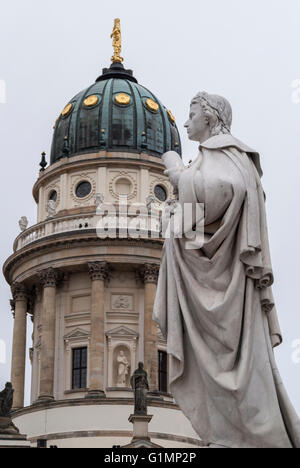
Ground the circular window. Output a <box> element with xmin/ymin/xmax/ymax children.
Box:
<box><xmin>115</xmin><ymin>178</ymin><xmax>132</xmax><ymax>196</ymax></box>
<box><xmin>154</xmin><ymin>185</ymin><xmax>167</xmax><ymax>202</ymax></box>
<box><xmin>49</xmin><ymin>190</ymin><xmax>58</xmax><ymax>202</ymax></box>
<box><xmin>76</xmin><ymin>181</ymin><xmax>92</xmax><ymax>199</ymax></box>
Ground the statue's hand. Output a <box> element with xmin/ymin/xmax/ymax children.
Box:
<box><xmin>164</xmin><ymin>167</ymin><xmax>183</xmax><ymax>188</ymax></box>
<box><xmin>162</xmin><ymin>151</ymin><xmax>185</xmax><ymax>189</ymax></box>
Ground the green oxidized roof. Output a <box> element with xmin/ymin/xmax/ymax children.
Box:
<box><xmin>50</xmin><ymin>63</ymin><xmax>182</xmax><ymax>164</ymax></box>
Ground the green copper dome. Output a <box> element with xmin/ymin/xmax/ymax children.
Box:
<box><xmin>50</xmin><ymin>63</ymin><xmax>182</xmax><ymax>164</ymax></box>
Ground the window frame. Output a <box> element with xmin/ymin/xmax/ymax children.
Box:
<box><xmin>158</xmin><ymin>349</ymin><xmax>168</xmax><ymax>394</ymax></box>
<box><xmin>72</xmin><ymin>347</ymin><xmax>88</xmax><ymax>390</ymax></box>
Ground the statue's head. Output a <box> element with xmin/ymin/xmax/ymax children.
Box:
<box><xmin>185</xmin><ymin>92</ymin><xmax>232</xmax><ymax>143</ymax></box>
<box><xmin>138</xmin><ymin>362</ymin><xmax>144</xmax><ymax>370</ymax></box>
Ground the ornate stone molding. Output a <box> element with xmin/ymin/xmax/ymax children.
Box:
<box><xmin>109</xmin><ymin>171</ymin><xmax>137</xmax><ymax>201</ymax></box>
<box><xmin>11</xmin><ymin>282</ymin><xmax>28</xmax><ymax>302</ymax></box>
<box><xmin>38</xmin><ymin>267</ymin><xmax>62</xmax><ymax>288</ymax></box>
<box><xmin>71</xmin><ymin>173</ymin><xmax>96</xmax><ymax>205</ymax></box>
<box><xmin>140</xmin><ymin>264</ymin><xmax>160</xmax><ymax>284</ymax></box>
<box><xmin>45</xmin><ymin>181</ymin><xmax>60</xmax><ymax>212</ymax></box>
<box><xmin>88</xmin><ymin>262</ymin><xmax>110</xmax><ymax>282</ymax></box>
<box><xmin>150</xmin><ymin>177</ymin><xmax>171</xmax><ymax>205</ymax></box>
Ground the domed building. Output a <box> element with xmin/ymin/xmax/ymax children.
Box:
<box><xmin>3</xmin><ymin>22</ymin><xmax>201</xmax><ymax>448</ymax></box>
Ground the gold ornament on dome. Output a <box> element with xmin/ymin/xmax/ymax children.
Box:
<box><xmin>84</xmin><ymin>95</ymin><xmax>99</xmax><ymax>107</ymax></box>
<box><xmin>115</xmin><ymin>93</ymin><xmax>131</xmax><ymax>105</ymax></box>
<box><xmin>167</xmin><ymin>109</ymin><xmax>176</xmax><ymax>123</ymax></box>
<box><xmin>146</xmin><ymin>98</ymin><xmax>159</xmax><ymax>112</ymax></box>
<box><xmin>61</xmin><ymin>103</ymin><xmax>73</xmax><ymax>117</ymax></box>
<box><xmin>111</xmin><ymin>18</ymin><xmax>123</xmax><ymax>64</ymax></box>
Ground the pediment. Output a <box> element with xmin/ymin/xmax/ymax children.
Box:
<box><xmin>64</xmin><ymin>328</ymin><xmax>90</xmax><ymax>340</ymax></box>
<box><xmin>106</xmin><ymin>326</ymin><xmax>139</xmax><ymax>338</ymax></box>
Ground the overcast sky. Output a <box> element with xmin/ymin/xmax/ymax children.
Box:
<box><xmin>0</xmin><ymin>0</ymin><xmax>299</xmax><ymax>412</ymax></box>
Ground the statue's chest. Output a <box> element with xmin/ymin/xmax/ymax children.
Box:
<box><xmin>194</xmin><ymin>151</ymin><xmax>245</xmax><ymax>224</ymax></box>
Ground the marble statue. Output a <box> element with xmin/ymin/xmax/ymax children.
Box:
<box><xmin>116</xmin><ymin>350</ymin><xmax>130</xmax><ymax>387</ymax></box>
<box><xmin>47</xmin><ymin>199</ymin><xmax>56</xmax><ymax>218</ymax></box>
<box><xmin>153</xmin><ymin>92</ymin><xmax>300</xmax><ymax>448</ymax></box>
<box><xmin>18</xmin><ymin>216</ymin><xmax>28</xmax><ymax>232</ymax></box>
<box><xmin>130</xmin><ymin>363</ymin><xmax>149</xmax><ymax>415</ymax></box>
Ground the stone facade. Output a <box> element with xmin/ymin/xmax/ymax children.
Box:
<box><xmin>2</xmin><ymin>149</ymin><xmax>200</xmax><ymax>447</ymax></box>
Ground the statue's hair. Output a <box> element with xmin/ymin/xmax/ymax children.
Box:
<box><xmin>192</xmin><ymin>92</ymin><xmax>233</xmax><ymax>136</ymax></box>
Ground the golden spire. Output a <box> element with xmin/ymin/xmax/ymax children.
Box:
<box><xmin>111</xmin><ymin>18</ymin><xmax>124</xmax><ymax>64</ymax></box>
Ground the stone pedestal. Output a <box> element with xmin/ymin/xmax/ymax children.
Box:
<box><xmin>0</xmin><ymin>433</ymin><xmax>30</xmax><ymax>448</ymax></box>
<box><xmin>128</xmin><ymin>413</ymin><xmax>153</xmax><ymax>441</ymax></box>
<box><xmin>0</xmin><ymin>417</ymin><xmax>30</xmax><ymax>448</ymax></box>
<box><xmin>124</xmin><ymin>413</ymin><xmax>162</xmax><ymax>448</ymax></box>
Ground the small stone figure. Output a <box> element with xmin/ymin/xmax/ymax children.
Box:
<box><xmin>94</xmin><ymin>193</ymin><xmax>105</xmax><ymax>210</ymax></box>
<box><xmin>0</xmin><ymin>382</ymin><xmax>13</xmax><ymax>417</ymax></box>
<box><xmin>0</xmin><ymin>382</ymin><xmax>19</xmax><ymax>435</ymax></box>
<box><xmin>146</xmin><ymin>195</ymin><xmax>156</xmax><ymax>213</ymax></box>
<box><xmin>130</xmin><ymin>363</ymin><xmax>149</xmax><ymax>415</ymax></box>
<box><xmin>117</xmin><ymin>351</ymin><xmax>130</xmax><ymax>387</ymax></box>
<box><xmin>47</xmin><ymin>199</ymin><xmax>56</xmax><ymax>218</ymax></box>
<box><xmin>18</xmin><ymin>216</ymin><xmax>28</xmax><ymax>232</ymax></box>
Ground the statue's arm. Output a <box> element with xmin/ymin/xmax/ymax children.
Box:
<box><xmin>162</xmin><ymin>151</ymin><xmax>185</xmax><ymax>190</ymax></box>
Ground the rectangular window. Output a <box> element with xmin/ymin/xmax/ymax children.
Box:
<box><xmin>158</xmin><ymin>350</ymin><xmax>168</xmax><ymax>393</ymax></box>
<box><xmin>72</xmin><ymin>347</ymin><xmax>87</xmax><ymax>390</ymax></box>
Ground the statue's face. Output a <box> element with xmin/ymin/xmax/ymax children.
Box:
<box><xmin>184</xmin><ymin>102</ymin><xmax>208</xmax><ymax>142</ymax></box>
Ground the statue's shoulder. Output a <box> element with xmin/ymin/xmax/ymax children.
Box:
<box><xmin>200</xmin><ymin>134</ymin><xmax>263</xmax><ymax>177</ymax></box>
<box><xmin>200</xmin><ymin>134</ymin><xmax>257</xmax><ymax>154</ymax></box>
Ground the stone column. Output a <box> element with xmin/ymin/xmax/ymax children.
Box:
<box><xmin>37</xmin><ymin>268</ymin><xmax>61</xmax><ymax>401</ymax></box>
<box><xmin>141</xmin><ymin>264</ymin><xmax>160</xmax><ymax>393</ymax></box>
<box><xmin>86</xmin><ymin>262</ymin><xmax>109</xmax><ymax>398</ymax></box>
<box><xmin>10</xmin><ymin>282</ymin><xmax>28</xmax><ymax>410</ymax></box>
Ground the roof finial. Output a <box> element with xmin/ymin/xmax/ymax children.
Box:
<box><xmin>111</xmin><ymin>18</ymin><xmax>123</xmax><ymax>64</ymax></box>
<box><xmin>39</xmin><ymin>152</ymin><xmax>47</xmax><ymax>172</ymax></box>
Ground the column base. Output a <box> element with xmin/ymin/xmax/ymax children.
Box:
<box><xmin>85</xmin><ymin>390</ymin><xmax>106</xmax><ymax>399</ymax></box>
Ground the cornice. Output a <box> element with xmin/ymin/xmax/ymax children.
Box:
<box><xmin>3</xmin><ymin>232</ymin><xmax>163</xmax><ymax>285</ymax></box>
<box><xmin>12</xmin><ymin>396</ymin><xmax>179</xmax><ymax>418</ymax></box>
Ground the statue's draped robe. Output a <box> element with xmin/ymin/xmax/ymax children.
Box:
<box><xmin>154</xmin><ymin>134</ymin><xmax>300</xmax><ymax>448</ymax></box>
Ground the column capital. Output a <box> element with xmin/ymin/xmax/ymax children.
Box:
<box><xmin>11</xmin><ymin>282</ymin><xmax>28</xmax><ymax>302</ymax></box>
<box><xmin>88</xmin><ymin>262</ymin><xmax>110</xmax><ymax>282</ymax></box>
<box><xmin>140</xmin><ymin>264</ymin><xmax>160</xmax><ymax>284</ymax></box>
<box><xmin>38</xmin><ymin>267</ymin><xmax>62</xmax><ymax>288</ymax></box>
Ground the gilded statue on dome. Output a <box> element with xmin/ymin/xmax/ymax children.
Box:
<box><xmin>111</xmin><ymin>18</ymin><xmax>123</xmax><ymax>64</ymax></box>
